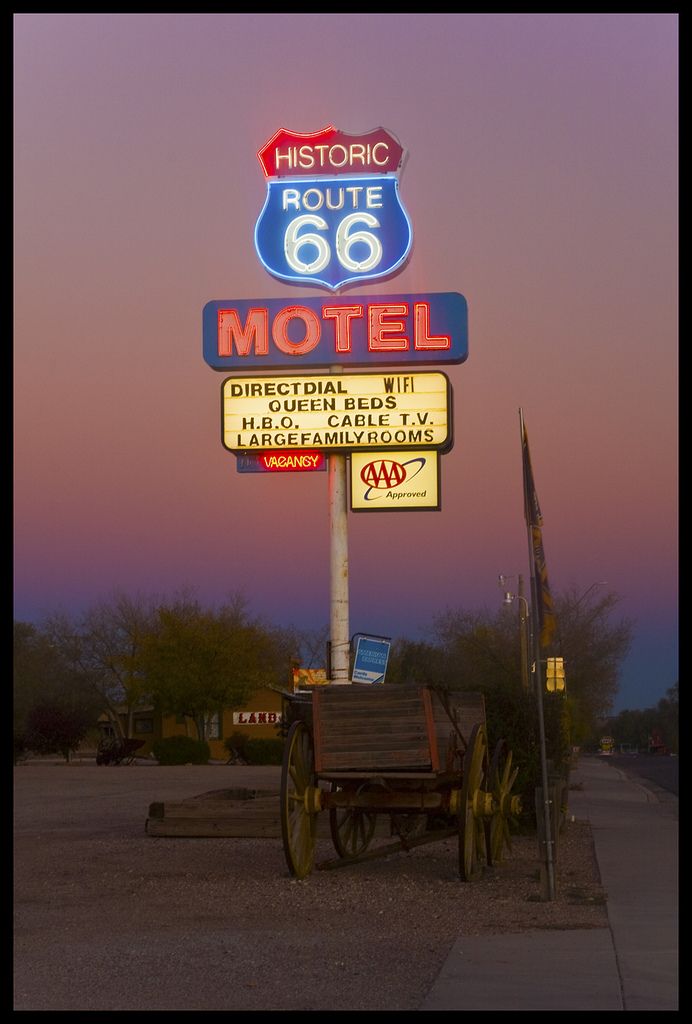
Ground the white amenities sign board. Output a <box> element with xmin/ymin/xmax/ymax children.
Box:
<box><xmin>222</xmin><ymin>371</ymin><xmax>450</xmax><ymax>453</ymax></box>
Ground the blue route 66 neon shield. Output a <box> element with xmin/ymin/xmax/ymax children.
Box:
<box><xmin>254</xmin><ymin>174</ymin><xmax>413</xmax><ymax>292</ymax></box>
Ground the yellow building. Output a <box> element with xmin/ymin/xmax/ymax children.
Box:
<box><xmin>98</xmin><ymin>686</ymin><xmax>285</xmax><ymax>762</ymax></box>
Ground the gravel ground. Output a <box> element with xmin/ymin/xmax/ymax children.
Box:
<box><xmin>13</xmin><ymin>765</ymin><xmax>607</xmax><ymax>1011</ymax></box>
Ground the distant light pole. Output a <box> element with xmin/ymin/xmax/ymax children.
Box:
<box><xmin>499</xmin><ymin>573</ymin><xmax>532</xmax><ymax>693</ymax></box>
<box><xmin>500</xmin><ymin>568</ymin><xmax>555</xmax><ymax>899</ymax></box>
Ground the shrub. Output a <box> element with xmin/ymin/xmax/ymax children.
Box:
<box><xmin>152</xmin><ymin>736</ymin><xmax>210</xmax><ymax>765</ymax></box>
<box><xmin>243</xmin><ymin>737</ymin><xmax>284</xmax><ymax>765</ymax></box>
<box><xmin>25</xmin><ymin>703</ymin><xmax>93</xmax><ymax>762</ymax></box>
<box><xmin>223</xmin><ymin>733</ymin><xmax>284</xmax><ymax>765</ymax></box>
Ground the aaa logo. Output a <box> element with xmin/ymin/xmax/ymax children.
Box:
<box><xmin>360</xmin><ymin>457</ymin><xmax>426</xmax><ymax>494</ymax></box>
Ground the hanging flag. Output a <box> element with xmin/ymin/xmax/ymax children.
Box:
<box><xmin>520</xmin><ymin>412</ymin><xmax>556</xmax><ymax>648</ymax></box>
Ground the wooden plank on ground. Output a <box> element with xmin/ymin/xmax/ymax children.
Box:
<box><xmin>146</xmin><ymin>788</ymin><xmax>284</xmax><ymax>838</ymax></box>
<box><xmin>145</xmin><ymin>788</ymin><xmax>395</xmax><ymax>840</ymax></box>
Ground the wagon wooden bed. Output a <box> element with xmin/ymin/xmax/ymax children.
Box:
<box><xmin>279</xmin><ymin>683</ymin><xmax>521</xmax><ymax>880</ymax></box>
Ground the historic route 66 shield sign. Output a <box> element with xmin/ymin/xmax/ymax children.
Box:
<box><xmin>254</xmin><ymin>126</ymin><xmax>413</xmax><ymax>292</ymax></box>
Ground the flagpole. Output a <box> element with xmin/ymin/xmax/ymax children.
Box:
<box><xmin>519</xmin><ymin>407</ymin><xmax>556</xmax><ymax>901</ymax></box>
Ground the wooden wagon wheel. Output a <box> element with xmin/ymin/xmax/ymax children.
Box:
<box><xmin>487</xmin><ymin>739</ymin><xmax>521</xmax><ymax>866</ymax></box>
<box><xmin>280</xmin><ymin>720</ymin><xmax>318</xmax><ymax>879</ymax></box>
<box><xmin>458</xmin><ymin>722</ymin><xmax>490</xmax><ymax>881</ymax></box>
<box><xmin>329</xmin><ymin>781</ymin><xmax>378</xmax><ymax>859</ymax></box>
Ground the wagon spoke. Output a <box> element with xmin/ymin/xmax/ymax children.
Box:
<box><xmin>459</xmin><ymin>723</ymin><xmax>488</xmax><ymax>881</ymax></box>
<box><xmin>487</xmin><ymin>739</ymin><xmax>522</xmax><ymax>866</ymax></box>
<box><xmin>330</xmin><ymin>782</ymin><xmax>377</xmax><ymax>860</ymax></box>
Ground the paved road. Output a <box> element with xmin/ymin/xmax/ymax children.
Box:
<box><xmin>605</xmin><ymin>753</ymin><xmax>678</xmax><ymax>796</ymax></box>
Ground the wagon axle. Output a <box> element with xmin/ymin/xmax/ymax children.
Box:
<box><xmin>325</xmin><ymin>787</ymin><xmax>451</xmax><ymax>813</ymax></box>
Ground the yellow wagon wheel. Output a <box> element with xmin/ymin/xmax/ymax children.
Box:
<box><xmin>458</xmin><ymin>722</ymin><xmax>490</xmax><ymax>881</ymax></box>
<box><xmin>329</xmin><ymin>781</ymin><xmax>378</xmax><ymax>859</ymax></box>
<box><xmin>280</xmin><ymin>720</ymin><xmax>318</xmax><ymax>879</ymax></box>
<box><xmin>487</xmin><ymin>739</ymin><xmax>522</xmax><ymax>866</ymax></box>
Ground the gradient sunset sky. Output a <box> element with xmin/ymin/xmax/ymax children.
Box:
<box><xmin>13</xmin><ymin>13</ymin><xmax>678</xmax><ymax>713</ymax></box>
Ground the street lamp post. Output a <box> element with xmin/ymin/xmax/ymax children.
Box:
<box><xmin>499</xmin><ymin>573</ymin><xmax>532</xmax><ymax>692</ymax></box>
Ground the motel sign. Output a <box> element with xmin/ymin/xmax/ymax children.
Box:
<box><xmin>203</xmin><ymin>125</ymin><xmax>465</xmax><ymax>500</ymax></box>
<box><xmin>203</xmin><ymin>292</ymin><xmax>468</xmax><ymax>372</ymax></box>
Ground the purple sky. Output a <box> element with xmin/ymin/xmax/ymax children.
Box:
<box><xmin>14</xmin><ymin>13</ymin><xmax>678</xmax><ymax>713</ymax></box>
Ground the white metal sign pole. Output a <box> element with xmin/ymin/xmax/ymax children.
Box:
<box><xmin>328</xmin><ymin>366</ymin><xmax>350</xmax><ymax>684</ymax></box>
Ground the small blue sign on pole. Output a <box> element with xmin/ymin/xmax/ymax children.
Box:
<box><xmin>351</xmin><ymin>634</ymin><xmax>391</xmax><ymax>685</ymax></box>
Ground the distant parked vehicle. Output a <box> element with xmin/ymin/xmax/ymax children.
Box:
<box><xmin>648</xmin><ymin>728</ymin><xmax>669</xmax><ymax>755</ymax></box>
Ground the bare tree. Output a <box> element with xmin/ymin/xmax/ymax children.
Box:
<box><xmin>14</xmin><ymin>621</ymin><xmax>104</xmax><ymax>761</ymax></box>
<box><xmin>553</xmin><ymin>587</ymin><xmax>633</xmax><ymax>730</ymax></box>
<box><xmin>42</xmin><ymin>591</ymin><xmax>161</xmax><ymax>739</ymax></box>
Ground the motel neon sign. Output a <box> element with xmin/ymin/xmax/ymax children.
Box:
<box><xmin>203</xmin><ymin>292</ymin><xmax>468</xmax><ymax>371</ymax></box>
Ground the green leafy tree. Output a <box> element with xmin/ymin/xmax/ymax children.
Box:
<box><xmin>140</xmin><ymin>593</ymin><xmax>293</xmax><ymax>740</ymax></box>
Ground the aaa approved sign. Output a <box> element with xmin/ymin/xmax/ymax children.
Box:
<box><xmin>221</xmin><ymin>371</ymin><xmax>451</xmax><ymax>453</ymax></box>
<box><xmin>350</xmin><ymin>450</ymin><xmax>440</xmax><ymax>511</ymax></box>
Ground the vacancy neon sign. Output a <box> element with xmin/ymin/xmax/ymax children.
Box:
<box><xmin>236</xmin><ymin>451</ymin><xmax>326</xmax><ymax>474</ymax></box>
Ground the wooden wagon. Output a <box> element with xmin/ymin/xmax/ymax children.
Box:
<box><xmin>279</xmin><ymin>683</ymin><xmax>521</xmax><ymax>880</ymax></box>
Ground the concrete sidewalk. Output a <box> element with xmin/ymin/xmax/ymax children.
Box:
<box><xmin>419</xmin><ymin>756</ymin><xmax>678</xmax><ymax>1011</ymax></box>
